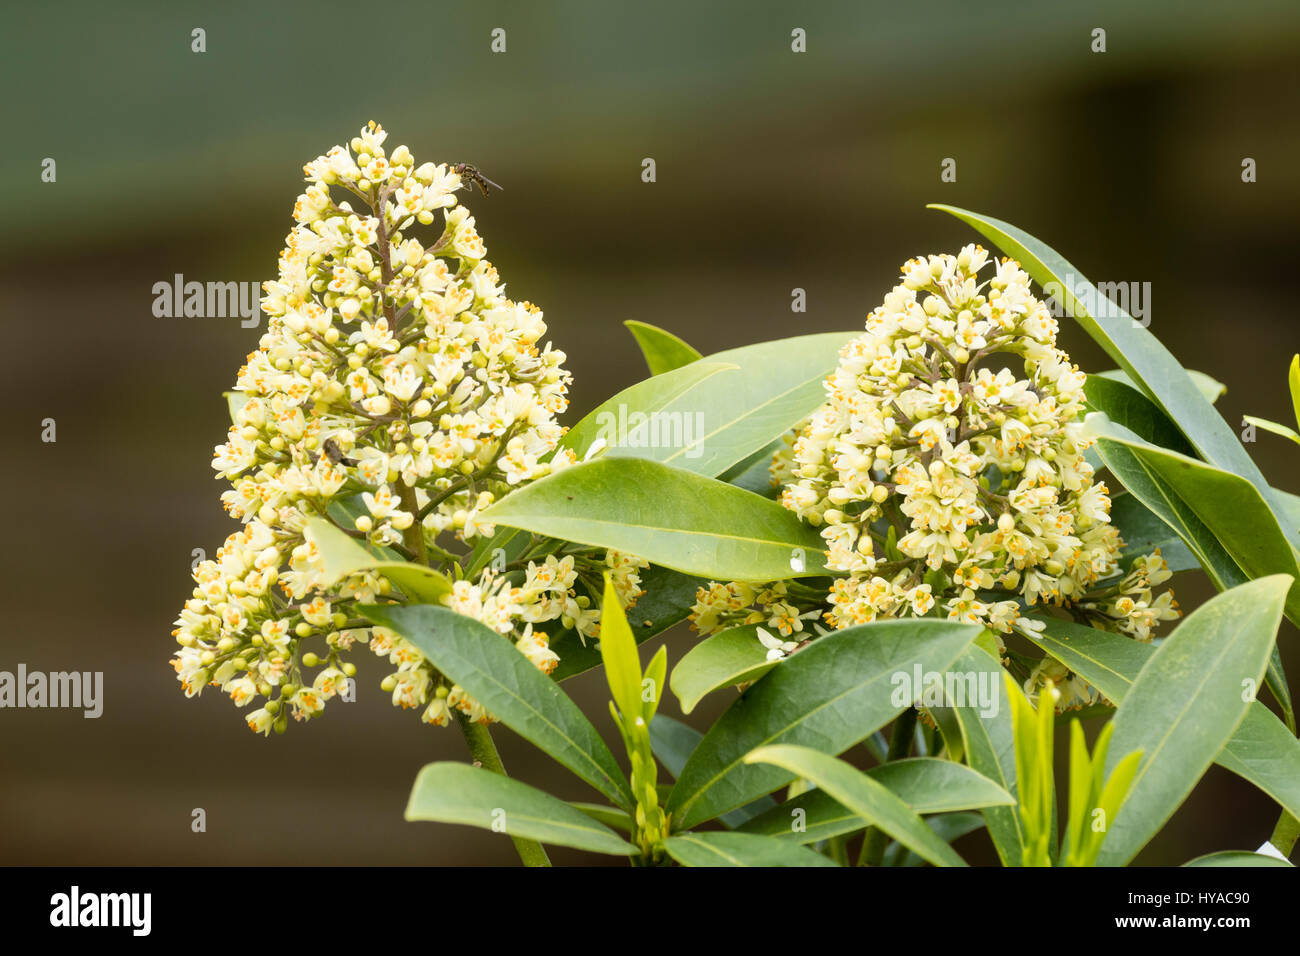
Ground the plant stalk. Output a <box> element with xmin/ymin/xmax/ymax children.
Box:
<box><xmin>859</xmin><ymin>707</ymin><xmax>918</xmax><ymax>866</ymax></box>
<box><xmin>455</xmin><ymin>711</ymin><xmax>551</xmax><ymax>867</ymax></box>
<box><xmin>1269</xmin><ymin>810</ymin><xmax>1299</xmax><ymax>858</ymax></box>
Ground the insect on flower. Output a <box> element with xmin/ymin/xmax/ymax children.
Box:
<box><xmin>452</xmin><ymin>163</ymin><xmax>503</xmax><ymax>196</ymax></box>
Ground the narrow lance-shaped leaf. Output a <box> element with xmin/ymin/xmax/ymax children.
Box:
<box><xmin>598</xmin><ymin>574</ymin><xmax>643</xmax><ymax>721</ymax></box>
<box><xmin>928</xmin><ymin>204</ymin><xmax>1300</xmax><ymax>552</ymax></box>
<box><xmin>558</xmin><ymin>359</ymin><xmax>737</xmax><ymax>462</ymax></box>
<box><xmin>359</xmin><ymin>603</ymin><xmax>634</xmax><ymax>810</ymax></box>
<box><xmin>406</xmin><ymin>763</ymin><xmax>635</xmax><ymax>856</ymax></box>
<box><xmin>1289</xmin><ymin>354</ymin><xmax>1300</xmax><ymax>432</ymax></box>
<box><xmin>744</xmin><ymin>745</ymin><xmax>967</xmax><ymax>867</ymax></box>
<box><xmin>623</xmin><ymin>320</ymin><xmax>702</xmax><ymax>375</ymax></box>
<box><xmin>562</xmin><ymin>332</ymin><xmax>853</xmax><ymax>478</ymax></box>
<box><xmin>665</xmin><ymin>619</ymin><xmax>980</xmax><ymax>830</ymax></box>
<box><xmin>946</xmin><ymin>646</ymin><xmax>1027</xmax><ymax>867</ymax></box>
<box><xmin>1021</xmin><ymin>612</ymin><xmax>1300</xmax><ymax>825</ymax></box>
<box><xmin>662</xmin><ymin>831</ymin><xmax>838</xmax><ymax>868</ymax></box>
<box><xmin>1096</xmin><ymin>576</ymin><xmax>1291</xmax><ymax>865</ymax></box>
<box><xmin>738</xmin><ymin>756</ymin><xmax>1014</xmax><ymax>844</ymax></box>
<box><xmin>670</xmin><ymin>624</ymin><xmax>780</xmax><ymax>715</ymax></box>
<box><xmin>483</xmin><ymin>458</ymin><xmax>829</xmax><ymax>581</ymax></box>
<box><xmin>304</xmin><ymin>517</ymin><xmax>452</xmax><ymax>603</ymax></box>
<box><xmin>1086</xmin><ymin>415</ymin><xmax>1300</xmax><ymax>626</ymax></box>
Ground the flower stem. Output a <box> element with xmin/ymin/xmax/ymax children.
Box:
<box><xmin>454</xmin><ymin>711</ymin><xmax>551</xmax><ymax>867</ymax></box>
<box><xmin>397</xmin><ymin>482</ymin><xmax>428</xmax><ymax>565</ymax></box>
<box><xmin>1269</xmin><ymin>810</ymin><xmax>1299</xmax><ymax>858</ymax></box>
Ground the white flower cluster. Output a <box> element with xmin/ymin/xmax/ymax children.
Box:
<box><xmin>692</xmin><ymin>247</ymin><xmax>1179</xmax><ymax>708</ymax></box>
<box><xmin>172</xmin><ymin>123</ymin><xmax>646</xmax><ymax>734</ymax></box>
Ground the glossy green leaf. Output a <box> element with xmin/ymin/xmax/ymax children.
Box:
<box><xmin>642</xmin><ymin>645</ymin><xmax>667</xmax><ymax>722</ymax></box>
<box><xmin>623</xmin><ymin>320</ymin><xmax>702</xmax><ymax>375</ymax></box>
<box><xmin>647</xmin><ymin>715</ymin><xmax>777</xmax><ymax>827</ymax></box>
<box><xmin>1290</xmin><ymin>354</ymin><xmax>1300</xmax><ymax>432</ymax></box>
<box><xmin>1109</xmin><ymin>492</ymin><xmax>1198</xmax><ymax>574</ymax></box>
<box><xmin>739</xmin><ymin>756</ymin><xmax>1013</xmax><ymax>844</ymax></box>
<box><xmin>360</xmin><ymin>603</ymin><xmax>633</xmax><ymax>810</ymax></box>
<box><xmin>744</xmin><ymin>745</ymin><xmax>967</xmax><ymax>867</ymax></box>
<box><xmin>1087</xmin><ymin>416</ymin><xmax>1300</xmax><ymax>624</ymax></box>
<box><xmin>406</xmin><ymin>762</ymin><xmax>635</xmax><ymax>855</ymax></box>
<box><xmin>1095</xmin><ymin>368</ymin><xmax>1225</xmax><ymax>406</ymax></box>
<box><xmin>598</xmin><ymin>575</ymin><xmax>643</xmax><ymax>721</ymax></box>
<box><xmin>1024</xmin><ymin>613</ymin><xmax>1300</xmax><ymax>825</ymax></box>
<box><xmin>483</xmin><ymin>458</ymin><xmax>828</xmax><ymax>581</ymax></box>
<box><xmin>929</xmin><ymin>204</ymin><xmax>1299</xmax><ymax>553</ymax></box>
<box><xmin>1094</xmin><ymin>576</ymin><xmax>1291</xmax><ymax>865</ymax></box>
<box><xmin>719</xmin><ymin>439</ymin><xmax>784</xmax><ymax>498</ymax></box>
<box><xmin>1243</xmin><ymin>415</ymin><xmax>1300</xmax><ymax>448</ymax></box>
<box><xmin>882</xmin><ymin>812</ymin><xmax>987</xmax><ymax>867</ymax></box>
<box><xmin>670</xmin><ymin>624</ymin><xmax>779</xmax><ymax>715</ymax></box>
<box><xmin>570</xmin><ymin>802</ymin><xmax>634</xmax><ymax>833</ymax></box>
<box><xmin>562</xmin><ymin>332</ymin><xmax>852</xmax><ymax>478</ymax></box>
<box><xmin>558</xmin><ymin>360</ymin><xmax>736</xmax><ymax>462</ymax></box>
<box><xmin>1183</xmin><ymin>850</ymin><xmax>1293</xmax><ymax>868</ymax></box>
<box><xmin>550</xmin><ymin>564</ymin><xmax>701</xmax><ymax>681</ymax></box>
<box><xmin>665</xmin><ymin>619</ymin><xmax>980</xmax><ymax>830</ymax></box>
<box><xmin>946</xmin><ymin>646</ymin><xmax>1026</xmax><ymax>866</ymax></box>
<box><xmin>1084</xmin><ymin>375</ymin><xmax>1195</xmax><ymax>456</ymax></box>
<box><xmin>303</xmin><ymin>517</ymin><xmax>452</xmax><ymax>603</ymax></box>
<box><xmin>662</xmin><ymin>831</ymin><xmax>838</xmax><ymax>867</ymax></box>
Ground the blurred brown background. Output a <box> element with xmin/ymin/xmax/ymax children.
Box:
<box><xmin>1</xmin><ymin>0</ymin><xmax>1297</xmax><ymax>865</ymax></box>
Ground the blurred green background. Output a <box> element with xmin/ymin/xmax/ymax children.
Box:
<box><xmin>2</xmin><ymin>0</ymin><xmax>1297</xmax><ymax>865</ymax></box>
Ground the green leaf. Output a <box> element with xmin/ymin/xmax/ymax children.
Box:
<box><xmin>642</xmin><ymin>645</ymin><xmax>668</xmax><ymax>722</ymax></box>
<box><xmin>662</xmin><ymin>831</ymin><xmax>839</xmax><ymax>867</ymax></box>
<box><xmin>562</xmin><ymin>332</ymin><xmax>853</xmax><ymax>478</ymax></box>
<box><xmin>946</xmin><ymin>646</ymin><xmax>1027</xmax><ymax>866</ymax></box>
<box><xmin>670</xmin><ymin>624</ymin><xmax>779</xmax><ymax>715</ymax></box>
<box><xmin>598</xmin><ymin>575</ymin><xmax>643</xmax><ymax>721</ymax></box>
<box><xmin>1024</xmin><ymin>613</ymin><xmax>1300</xmax><ymax>824</ymax></box>
<box><xmin>1108</xmin><ymin>492</ymin><xmax>1199</xmax><ymax>575</ymax></box>
<box><xmin>405</xmin><ymin>762</ymin><xmax>635</xmax><ymax>856</ymax></box>
<box><xmin>647</xmin><ymin>715</ymin><xmax>777</xmax><ymax>827</ymax></box>
<box><xmin>557</xmin><ymin>360</ymin><xmax>737</xmax><ymax>462</ymax></box>
<box><xmin>1087</xmin><ymin>415</ymin><xmax>1300</xmax><ymax>625</ymax></box>
<box><xmin>549</xmin><ymin>565</ymin><xmax>701</xmax><ymax>682</ymax></box>
<box><xmin>665</xmin><ymin>619</ymin><xmax>980</xmax><ymax>830</ymax></box>
<box><xmin>359</xmin><ymin>603</ymin><xmax>634</xmax><ymax>810</ymax></box>
<box><xmin>1243</xmin><ymin>415</ymin><xmax>1300</xmax><ymax>448</ymax></box>
<box><xmin>1096</xmin><ymin>368</ymin><xmax>1225</xmax><ymax>406</ymax></box>
<box><xmin>882</xmin><ymin>812</ymin><xmax>987</xmax><ymax>867</ymax></box>
<box><xmin>718</xmin><ymin>439</ymin><xmax>784</xmax><ymax>498</ymax></box>
<box><xmin>1183</xmin><ymin>850</ymin><xmax>1293</xmax><ymax>868</ymax></box>
<box><xmin>744</xmin><ymin>745</ymin><xmax>967</xmax><ymax>867</ymax></box>
<box><xmin>483</xmin><ymin>458</ymin><xmax>828</xmax><ymax>581</ymax></box>
<box><xmin>1290</xmin><ymin>354</ymin><xmax>1300</xmax><ymax>432</ymax></box>
<box><xmin>929</xmin><ymin>204</ymin><xmax>1300</xmax><ymax>553</ymax></box>
<box><xmin>623</xmin><ymin>320</ymin><xmax>702</xmax><ymax>375</ymax></box>
<box><xmin>1084</xmin><ymin>375</ymin><xmax>1195</xmax><ymax>457</ymax></box>
<box><xmin>1095</xmin><ymin>576</ymin><xmax>1291</xmax><ymax>865</ymax></box>
<box><xmin>303</xmin><ymin>517</ymin><xmax>452</xmax><ymax>603</ymax></box>
<box><xmin>569</xmin><ymin>802</ymin><xmax>634</xmax><ymax>833</ymax></box>
<box><xmin>738</xmin><ymin>757</ymin><xmax>1013</xmax><ymax>843</ymax></box>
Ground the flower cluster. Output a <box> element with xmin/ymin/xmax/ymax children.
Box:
<box><xmin>691</xmin><ymin>247</ymin><xmax>1179</xmax><ymax>708</ymax></box>
<box><xmin>172</xmin><ymin>123</ymin><xmax>645</xmax><ymax>734</ymax></box>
